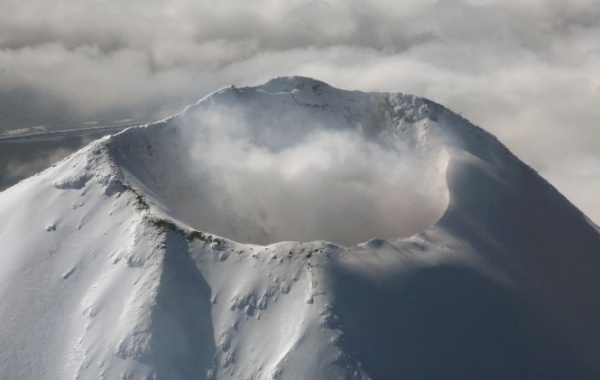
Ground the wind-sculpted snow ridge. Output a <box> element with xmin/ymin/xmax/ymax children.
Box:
<box><xmin>1</xmin><ymin>77</ymin><xmax>600</xmax><ymax>379</ymax></box>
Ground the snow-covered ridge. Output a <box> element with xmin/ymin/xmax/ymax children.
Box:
<box><xmin>1</xmin><ymin>77</ymin><xmax>599</xmax><ymax>379</ymax></box>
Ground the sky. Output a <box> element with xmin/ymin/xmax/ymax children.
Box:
<box><xmin>1</xmin><ymin>0</ymin><xmax>599</xmax><ymax>223</ymax></box>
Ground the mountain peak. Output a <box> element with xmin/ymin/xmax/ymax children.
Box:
<box><xmin>1</xmin><ymin>78</ymin><xmax>599</xmax><ymax>379</ymax></box>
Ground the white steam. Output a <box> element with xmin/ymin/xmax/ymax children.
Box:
<box><xmin>152</xmin><ymin>99</ymin><xmax>449</xmax><ymax>246</ymax></box>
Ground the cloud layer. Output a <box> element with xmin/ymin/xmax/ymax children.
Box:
<box><xmin>1</xmin><ymin>0</ymin><xmax>599</xmax><ymax>222</ymax></box>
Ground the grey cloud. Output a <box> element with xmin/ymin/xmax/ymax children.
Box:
<box><xmin>0</xmin><ymin>0</ymin><xmax>599</xmax><ymax>222</ymax></box>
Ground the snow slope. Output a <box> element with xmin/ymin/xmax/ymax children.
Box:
<box><xmin>1</xmin><ymin>77</ymin><xmax>599</xmax><ymax>379</ymax></box>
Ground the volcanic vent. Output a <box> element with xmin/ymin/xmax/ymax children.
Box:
<box><xmin>108</xmin><ymin>77</ymin><xmax>450</xmax><ymax>246</ymax></box>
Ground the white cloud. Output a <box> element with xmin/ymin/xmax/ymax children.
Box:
<box><xmin>1</xmin><ymin>0</ymin><xmax>599</xmax><ymax>222</ymax></box>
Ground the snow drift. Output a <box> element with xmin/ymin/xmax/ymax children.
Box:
<box><xmin>1</xmin><ymin>77</ymin><xmax>599</xmax><ymax>379</ymax></box>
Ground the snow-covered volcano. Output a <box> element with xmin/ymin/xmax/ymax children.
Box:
<box><xmin>1</xmin><ymin>77</ymin><xmax>599</xmax><ymax>379</ymax></box>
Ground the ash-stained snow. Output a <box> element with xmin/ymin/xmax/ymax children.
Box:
<box><xmin>1</xmin><ymin>77</ymin><xmax>599</xmax><ymax>379</ymax></box>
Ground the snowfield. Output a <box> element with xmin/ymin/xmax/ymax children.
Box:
<box><xmin>1</xmin><ymin>77</ymin><xmax>599</xmax><ymax>379</ymax></box>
